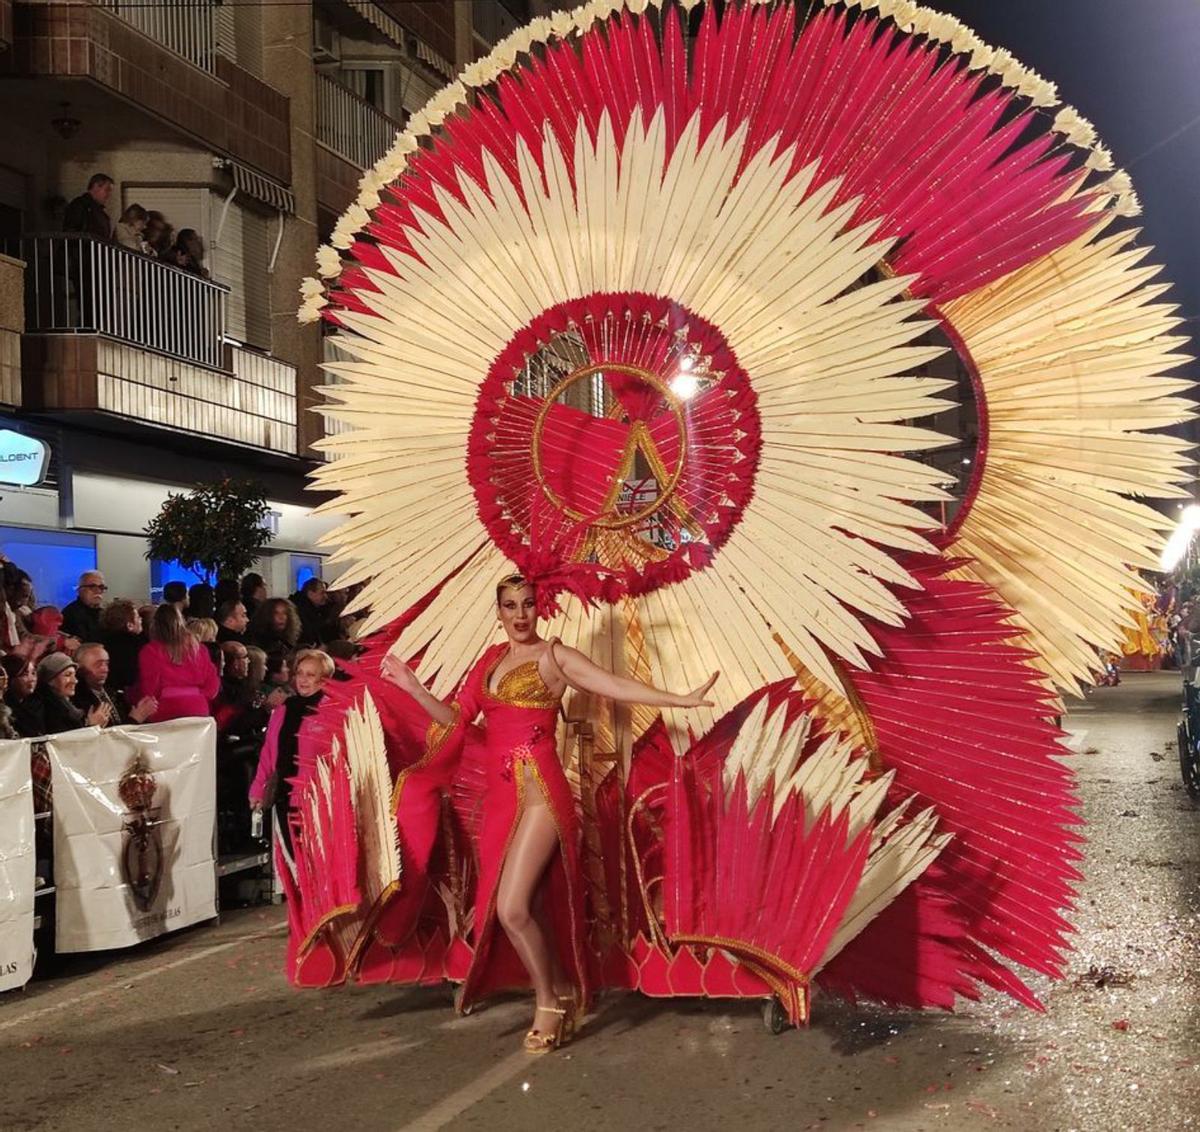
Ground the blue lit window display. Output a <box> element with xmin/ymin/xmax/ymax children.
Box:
<box><xmin>291</xmin><ymin>554</ymin><xmax>323</xmax><ymax>593</ymax></box>
<box><xmin>149</xmin><ymin>559</ymin><xmax>209</xmax><ymax>602</ymax></box>
<box><xmin>0</xmin><ymin>526</ymin><xmax>98</xmax><ymax>608</ymax></box>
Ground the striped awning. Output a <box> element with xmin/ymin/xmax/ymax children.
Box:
<box><xmin>345</xmin><ymin>0</ymin><xmax>405</xmax><ymax>48</ymax></box>
<box><xmin>344</xmin><ymin>0</ymin><xmax>455</xmax><ymax>79</ymax></box>
<box><xmin>216</xmin><ymin>158</ymin><xmax>295</xmax><ymax>214</ymax></box>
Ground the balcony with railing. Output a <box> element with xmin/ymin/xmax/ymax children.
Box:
<box><xmin>316</xmin><ymin>72</ymin><xmax>402</xmax><ymax>170</ymax></box>
<box><xmin>96</xmin><ymin>0</ymin><xmax>216</xmax><ymax>73</ymax></box>
<box><xmin>8</xmin><ymin>234</ymin><xmax>298</xmax><ymax>457</ymax></box>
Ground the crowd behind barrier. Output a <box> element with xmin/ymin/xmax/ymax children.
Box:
<box><xmin>0</xmin><ymin>548</ymin><xmax>362</xmax><ymax>990</ymax></box>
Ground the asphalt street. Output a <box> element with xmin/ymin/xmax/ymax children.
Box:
<box><xmin>2</xmin><ymin>672</ymin><xmax>1197</xmax><ymax>1132</ymax></box>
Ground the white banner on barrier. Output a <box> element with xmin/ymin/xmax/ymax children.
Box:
<box><xmin>0</xmin><ymin>738</ymin><xmax>35</xmax><ymax>992</ymax></box>
<box><xmin>47</xmin><ymin>718</ymin><xmax>217</xmax><ymax>953</ymax></box>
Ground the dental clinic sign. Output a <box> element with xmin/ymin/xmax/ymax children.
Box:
<box><xmin>0</xmin><ymin>429</ymin><xmax>49</xmax><ymax>487</ymax></box>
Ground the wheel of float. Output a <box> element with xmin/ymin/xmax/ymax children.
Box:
<box><xmin>762</xmin><ymin>997</ymin><xmax>789</xmax><ymax>1035</ymax></box>
<box><xmin>1179</xmin><ymin>721</ymin><xmax>1200</xmax><ymax>800</ymax></box>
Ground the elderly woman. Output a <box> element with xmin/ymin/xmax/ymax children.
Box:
<box><xmin>249</xmin><ymin>649</ymin><xmax>334</xmax><ymax>854</ymax></box>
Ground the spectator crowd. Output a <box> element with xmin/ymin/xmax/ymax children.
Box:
<box><xmin>0</xmin><ymin>552</ymin><xmax>357</xmax><ymax>854</ymax></box>
<box><xmin>64</xmin><ymin>172</ymin><xmax>211</xmax><ymax>278</ymax></box>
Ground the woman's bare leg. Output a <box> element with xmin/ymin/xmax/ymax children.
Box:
<box><xmin>496</xmin><ymin>769</ymin><xmax>563</xmax><ymax>1027</ymax></box>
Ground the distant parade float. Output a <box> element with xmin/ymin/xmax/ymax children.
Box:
<box><xmin>287</xmin><ymin>0</ymin><xmax>1192</xmax><ymax>1029</ymax></box>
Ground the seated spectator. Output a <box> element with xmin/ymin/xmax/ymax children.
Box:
<box><xmin>137</xmin><ymin>603</ymin><xmax>157</xmax><ymax>642</ymax></box>
<box><xmin>36</xmin><ymin>653</ymin><xmax>108</xmax><ymax>733</ymax></box>
<box><xmin>248</xmin><ymin>597</ymin><xmax>300</xmax><ymax>659</ymax></box>
<box><xmin>249</xmin><ymin>649</ymin><xmax>335</xmax><ymax>853</ymax></box>
<box><xmin>73</xmin><ymin>642</ymin><xmax>156</xmax><ymax>726</ymax></box>
<box><xmin>144</xmin><ymin>211</ymin><xmax>173</xmax><ymax>259</ymax></box>
<box><xmin>170</xmin><ymin>229</ymin><xmax>209</xmax><ymax>278</ymax></box>
<box><xmin>245</xmin><ymin>645</ymin><xmax>268</xmax><ymax>692</ymax></box>
<box><xmin>0</xmin><ymin>661</ymin><xmax>17</xmax><ymax>740</ymax></box>
<box><xmin>240</xmin><ymin>572</ymin><xmax>267</xmax><ymax>620</ymax></box>
<box><xmin>162</xmin><ymin>580</ymin><xmax>189</xmax><ymax>615</ymax></box>
<box><xmin>2</xmin><ymin>561</ymin><xmax>35</xmax><ymax>640</ymax></box>
<box><xmin>138</xmin><ymin>604</ymin><xmax>220</xmax><ymax>723</ymax></box>
<box><xmin>114</xmin><ymin>203</ymin><xmax>150</xmax><ymax>254</ymax></box>
<box><xmin>291</xmin><ymin>578</ymin><xmax>345</xmax><ymax>648</ymax></box>
<box><xmin>99</xmin><ymin>598</ymin><xmax>146</xmax><ymax>699</ymax></box>
<box><xmin>188</xmin><ymin>582</ymin><xmax>215</xmax><ymax>619</ymax></box>
<box><xmin>2</xmin><ymin>655</ymin><xmax>42</xmax><ymax>738</ymax></box>
<box><xmin>61</xmin><ymin>571</ymin><xmax>106</xmax><ymax>641</ymax></box>
<box><xmin>264</xmin><ymin>649</ymin><xmax>291</xmax><ymax>698</ymax></box>
<box><xmin>213</xmin><ymin>639</ymin><xmax>276</xmax><ymax>736</ymax></box>
<box><xmin>188</xmin><ymin>616</ymin><xmax>222</xmax><ymax>668</ymax></box>
<box><xmin>326</xmin><ymin>638</ymin><xmax>361</xmax><ymax>662</ymax></box>
<box><xmin>28</xmin><ymin>606</ymin><xmax>81</xmax><ymax>659</ymax></box>
<box><xmin>216</xmin><ymin>599</ymin><xmax>249</xmax><ymax>644</ymax></box>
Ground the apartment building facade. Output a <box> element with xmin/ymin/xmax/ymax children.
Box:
<box><xmin>0</xmin><ymin>0</ymin><xmax>515</xmax><ymax>603</ymax></box>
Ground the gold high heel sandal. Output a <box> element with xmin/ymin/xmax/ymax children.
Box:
<box><xmin>523</xmin><ymin>1005</ymin><xmax>568</xmax><ymax>1053</ymax></box>
<box><xmin>557</xmin><ymin>989</ymin><xmax>581</xmax><ymax>1043</ymax></box>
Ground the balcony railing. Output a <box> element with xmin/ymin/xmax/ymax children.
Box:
<box><xmin>8</xmin><ymin>234</ymin><xmax>229</xmax><ymax>372</ymax></box>
<box><xmin>316</xmin><ymin>72</ymin><xmax>401</xmax><ymax>170</ymax></box>
<box><xmin>97</xmin><ymin>0</ymin><xmax>217</xmax><ymax>73</ymax></box>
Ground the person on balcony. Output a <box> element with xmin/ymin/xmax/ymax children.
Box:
<box><xmin>63</xmin><ymin>173</ymin><xmax>113</xmax><ymax>242</ymax></box>
<box><xmin>137</xmin><ymin>604</ymin><xmax>220</xmax><ymax>723</ymax></box>
<box><xmin>170</xmin><ymin>229</ymin><xmax>210</xmax><ymax>279</ymax></box>
<box><xmin>61</xmin><ymin>571</ymin><xmax>106</xmax><ymax>641</ymax></box>
<box><xmin>144</xmin><ymin>211</ymin><xmax>174</xmax><ymax>260</ymax></box>
<box><xmin>114</xmin><ymin>203</ymin><xmax>152</xmax><ymax>255</ymax></box>
<box><xmin>73</xmin><ymin>643</ymin><xmax>157</xmax><ymax>727</ymax></box>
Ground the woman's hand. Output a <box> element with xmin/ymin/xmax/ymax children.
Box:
<box><xmin>677</xmin><ymin>671</ymin><xmax>719</xmax><ymax>708</ymax></box>
<box><xmin>381</xmin><ymin>654</ymin><xmax>423</xmax><ymax>696</ymax></box>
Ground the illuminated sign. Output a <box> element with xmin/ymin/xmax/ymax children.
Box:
<box><xmin>0</xmin><ymin>429</ymin><xmax>49</xmax><ymax>487</ymax></box>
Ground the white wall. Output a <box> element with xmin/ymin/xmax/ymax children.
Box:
<box><xmin>94</xmin><ymin>532</ymin><xmax>151</xmax><ymax>602</ymax></box>
<box><xmin>0</xmin><ymin>486</ymin><xmax>58</xmax><ymax>528</ymax></box>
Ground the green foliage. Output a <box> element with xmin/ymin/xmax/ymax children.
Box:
<box><xmin>144</xmin><ymin>478</ymin><xmax>274</xmax><ymax>584</ymax></box>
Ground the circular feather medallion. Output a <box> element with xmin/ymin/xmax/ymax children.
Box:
<box><xmin>468</xmin><ymin>293</ymin><xmax>761</xmax><ymax>598</ymax></box>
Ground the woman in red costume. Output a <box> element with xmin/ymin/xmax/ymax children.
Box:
<box><xmin>382</xmin><ymin>573</ymin><xmax>717</xmax><ymax>1052</ymax></box>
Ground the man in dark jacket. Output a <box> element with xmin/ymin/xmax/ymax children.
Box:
<box><xmin>62</xmin><ymin>173</ymin><xmax>114</xmax><ymax>241</ymax></box>
<box><xmin>60</xmin><ymin>571</ymin><xmax>106</xmax><ymax>641</ymax></box>
<box><xmin>216</xmin><ymin>599</ymin><xmax>249</xmax><ymax>644</ymax></box>
<box><xmin>290</xmin><ymin>578</ymin><xmax>344</xmax><ymax>648</ymax></box>
<box><xmin>73</xmin><ymin>643</ymin><xmax>157</xmax><ymax>726</ymax></box>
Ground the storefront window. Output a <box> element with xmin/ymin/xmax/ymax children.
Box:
<box><xmin>0</xmin><ymin>526</ymin><xmax>97</xmax><ymax>607</ymax></box>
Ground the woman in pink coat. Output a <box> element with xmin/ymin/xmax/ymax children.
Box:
<box><xmin>137</xmin><ymin>603</ymin><xmax>220</xmax><ymax>722</ymax></box>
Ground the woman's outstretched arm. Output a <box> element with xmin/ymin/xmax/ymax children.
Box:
<box><xmin>380</xmin><ymin>655</ymin><xmax>457</xmax><ymax>725</ymax></box>
<box><xmin>555</xmin><ymin>644</ymin><xmax>718</xmax><ymax>708</ymax></box>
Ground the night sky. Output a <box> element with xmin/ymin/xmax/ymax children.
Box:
<box><xmin>943</xmin><ymin>0</ymin><xmax>1200</xmax><ymax>334</ymax></box>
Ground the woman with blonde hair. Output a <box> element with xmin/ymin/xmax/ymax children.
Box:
<box><xmin>136</xmin><ymin>603</ymin><xmax>219</xmax><ymax>722</ymax></box>
<box><xmin>249</xmin><ymin>649</ymin><xmax>335</xmax><ymax>853</ymax></box>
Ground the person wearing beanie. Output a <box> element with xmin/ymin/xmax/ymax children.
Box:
<box><xmin>37</xmin><ymin>653</ymin><xmax>110</xmax><ymax>734</ymax></box>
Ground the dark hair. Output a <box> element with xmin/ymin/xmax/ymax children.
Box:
<box><xmin>214</xmin><ymin>578</ymin><xmax>240</xmax><ymax>606</ymax></box>
<box><xmin>163</xmin><ymin>581</ymin><xmax>188</xmax><ymax>604</ymax></box>
<box><xmin>495</xmin><ymin>573</ymin><xmax>531</xmax><ymax>604</ymax></box>
<box><xmin>188</xmin><ymin>582</ymin><xmax>215</xmax><ymax>619</ymax></box>
<box><xmin>1</xmin><ymin>654</ymin><xmax>33</xmax><ymax>699</ymax></box>
<box><xmin>240</xmin><ymin>573</ymin><xmax>265</xmax><ymax>601</ymax></box>
<box><xmin>301</xmin><ymin>577</ymin><xmax>326</xmax><ymax>595</ymax></box>
<box><xmin>87</xmin><ymin>173</ymin><xmax>114</xmax><ymax>190</ymax></box>
<box><xmin>151</xmin><ymin>603</ymin><xmax>195</xmax><ymax>663</ymax></box>
<box><xmin>250</xmin><ymin>598</ymin><xmax>300</xmax><ymax>648</ymax></box>
<box><xmin>216</xmin><ymin>599</ymin><xmax>244</xmax><ymax>624</ymax></box>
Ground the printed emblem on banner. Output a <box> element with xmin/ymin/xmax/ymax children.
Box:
<box><xmin>118</xmin><ymin>755</ymin><xmax>163</xmax><ymax>912</ymax></box>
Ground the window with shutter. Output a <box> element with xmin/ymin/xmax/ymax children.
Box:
<box><xmin>208</xmin><ymin>195</ymin><xmax>271</xmax><ymax>351</ymax></box>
